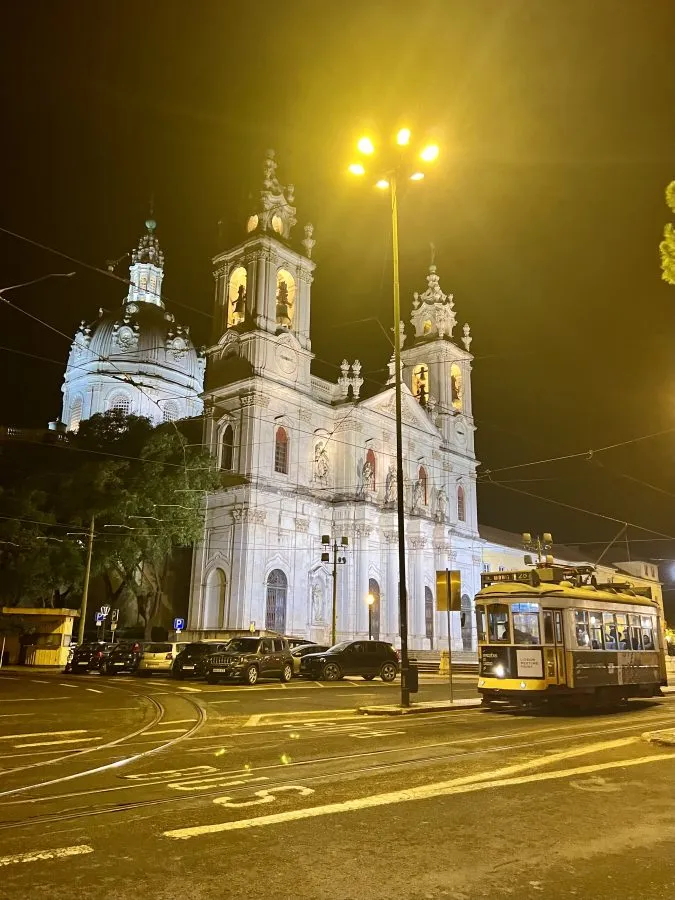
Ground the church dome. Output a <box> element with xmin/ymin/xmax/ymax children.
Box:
<box><xmin>59</xmin><ymin>219</ymin><xmax>205</xmax><ymax>430</ymax></box>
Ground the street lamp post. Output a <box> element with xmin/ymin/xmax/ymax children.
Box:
<box><xmin>347</xmin><ymin>128</ymin><xmax>439</xmax><ymax>707</ymax></box>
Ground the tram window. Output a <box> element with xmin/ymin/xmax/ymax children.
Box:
<box><xmin>603</xmin><ymin>613</ymin><xmax>618</xmax><ymax>650</ymax></box>
<box><xmin>628</xmin><ymin>614</ymin><xmax>642</xmax><ymax>650</ymax></box>
<box><xmin>615</xmin><ymin>613</ymin><xmax>629</xmax><ymax>649</ymax></box>
<box><xmin>543</xmin><ymin>610</ymin><xmax>554</xmax><ymax>644</ymax></box>
<box><xmin>588</xmin><ymin>611</ymin><xmax>603</xmax><ymax>650</ymax></box>
<box><xmin>641</xmin><ymin>616</ymin><xmax>655</xmax><ymax>650</ymax></box>
<box><xmin>476</xmin><ymin>605</ymin><xmax>487</xmax><ymax>642</ymax></box>
<box><xmin>574</xmin><ymin>610</ymin><xmax>591</xmax><ymax>648</ymax></box>
<box><xmin>512</xmin><ymin>612</ymin><xmax>540</xmax><ymax>645</ymax></box>
<box><xmin>554</xmin><ymin>611</ymin><xmax>563</xmax><ymax>643</ymax></box>
<box><xmin>488</xmin><ymin>605</ymin><xmax>510</xmax><ymax>642</ymax></box>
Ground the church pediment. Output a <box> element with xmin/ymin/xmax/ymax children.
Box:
<box><xmin>359</xmin><ymin>385</ymin><xmax>440</xmax><ymax>436</ymax></box>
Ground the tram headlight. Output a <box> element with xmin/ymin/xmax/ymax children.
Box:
<box><xmin>493</xmin><ymin>663</ymin><xmax>505</xmax><ymax>678</ymax></box>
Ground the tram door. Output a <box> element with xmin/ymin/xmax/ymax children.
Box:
<box><xmin>543</xmin><ymin>609</ymin><xmax>566</xmax><ymax>685</ymax></box>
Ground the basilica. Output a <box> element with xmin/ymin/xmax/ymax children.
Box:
<box><xmin>53</xmin><ymin>151</ymin><xmax>663</xmax><ymax>651</ymax></box>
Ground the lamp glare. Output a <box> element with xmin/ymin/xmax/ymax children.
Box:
<box><xmin>349</xmin><ymin>163</ymin><xmax>366</xmax><ymax>176</ymax></box>
<box><xmin>410</xmin><ymin>172</ymin><xmax>425</xmax><ymax>181</ymax></box>
<box><xmin>357</xmin><ymin>136</ymin><xmax>375</xmax><ymax>155</ymax></box>
<box><xmin>375</xmin><ymin>179</ymin><xmax>390</xmax><ymax>190</ymax></box>
<box><xmin>396</xmin><ymin>128</ymin><xmax>411</xmax><ymax>146</ymax></box>
<box><xmin>420</xmin><ymin>144</ymin><xmax>439</xmax><ymax>162</ymax></box>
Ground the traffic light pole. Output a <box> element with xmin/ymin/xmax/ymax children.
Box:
<box><xmin>77</xmin><ymin>514</ymin><xmax>95</xmax><ymax>645</ymax></box>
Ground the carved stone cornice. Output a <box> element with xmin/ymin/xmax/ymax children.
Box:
<box><xmin>410</xmin><ymin>537</ymin><xmax>427</xmax><ymax>550</ymax></box>
<box><xmin>240</xmin><ymin>392</ymin><xmax>271</xmax><ymax>410</ymax></box>
<box><xmin>298</xmin><ymin>409</ymin><xmax>313</xmax><ymax>424</ymax></box>
<box><xmin>295</xmin><ymin>518</ymin><xmax>310</xmax><ymax>533</ymax></box>
<box><xmin>383</xmin><ymin>530</ymin><xmax>399</xmax><ymax>545</ymax></box>
<box><xmin>231</xmin><ymin>507</ymin><xmax>267</xmax><ymax>524</ymax></box>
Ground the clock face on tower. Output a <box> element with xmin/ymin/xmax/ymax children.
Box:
<box><xmin>455</xmin><ymin>421</ymin><xmax>467</xmax><ymax>447</ymax></box>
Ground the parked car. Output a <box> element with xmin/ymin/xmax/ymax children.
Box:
<box><xmin>99</xmin><ymin>641</ymin><xmax>143</xmax><ymax>675</ymax></box>
<box><xmin>291</xmin><ymin>643</ymin><xmax>329</xmax><ymax>675</ymax></box>
<box><xmin>136</xmin><ymin>641</ymin><xmax>189</xmax><ymax>676</ymax></box>
<box><xmin>172</xmin><ymin>641</ymin><xmax>230</xmax><ymax>679</ymax></box>
<box><xmin>204</xmin><ymin>637</ymin><xmax>294</xmax><ymax>685</ymax></box>
<box><xmin>300</xmin><ymin>640</ymin><xmax>399</xmax><ymax>682</ymax></box>
<box><xmin>68</xmin><ymin>642</ymin><xmax>116</xmax><ymax>674</ymax></box>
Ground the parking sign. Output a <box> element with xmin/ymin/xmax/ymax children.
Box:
<box><xmin>173</xmin><ymin>617</ymin><xmax>185</xmax><ymax>632</ymax></box>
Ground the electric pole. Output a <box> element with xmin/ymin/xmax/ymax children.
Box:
<box><xmin>77</xmin><ymin>514</ymin><xmax>96</xmax><ymax>645</ymax></box>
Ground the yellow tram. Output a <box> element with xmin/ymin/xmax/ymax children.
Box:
<box><xmin>476</xmin><ymin>565</ymin><xmax>667</xmax><ymax>708</ymax></box>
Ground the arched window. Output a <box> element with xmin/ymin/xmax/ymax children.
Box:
<box><xmin>450</xmin><ymin>363</ymin><xmax>463</xmax><ymax>411</ymax></box>
<box><xmin>227</xmin><ymin>266</ymin><xmax>247</xmax><ymax>327</ymax></box>
<box><xmin>221</xmin><ymin>424</ymin><xmax>234</xmax><ymax>471</ymax></box>
<box><xmin>108</xmin><ymin>394</ymin><xmax>131</xmax><ymax>416</ymax></box>
<box><xmin>266</xmin><ymin>569</ymin><xmax>288</xmax><ymax>633</ymax></box>
<box><xmin>276</xmin><ymin>269</ymin><xmax>296</xmax><ymax>327</ymax></box>
<box><xmin>418</xmin><ymin>466</ymin><xmax>428</xmax><ymax>505</ymax></box>
<box><xmin>368</xmin><ymin>578</ymin><xmax>381</xmax><ymax>640</ymax></box>
<box><xmin>425</xmin><ymin>586</ymin><xmax>434</xmax><ymax>646</ymax></box>
<box><xmin>412</xmin><ymin>364</ymin><xmax>429</xmax><ymax>406</ymax></box>
<box><xmin>162</xmin><ymin>401</ymin><xmax>179</xmax><ymax>423</ymax></box>
<box><xmin>274</xmin><ymin>426</ymin><xmax>288</xmax><ymax>474</ymax></box>
<box><xmin>457</xmin><ymin>484</ymin><xmax>466</xmax><ymax>522</ymax></box>
<box><xmin>68</xmin><ymin>397</ymin><xmax>83</xmax><ymax>433</ymax></box>
<box><xmin>204</xmin><ymin>568</ymin><xmax>226</xmax><ymax>629</ymax></box>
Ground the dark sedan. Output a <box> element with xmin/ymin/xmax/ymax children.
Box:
<box><xmin>300</xmin><ymin>640</ymin><xmax>399</xmax><ymax>682</ymax></box>
<box><xmin>68</xmin><ymin>642</ymin><xmax>116</xmax><ymax>674</ymax></box>
<box><xmin>99</xmin><ymin>641</ymin><xmax>143</xmax><ymax>675</ymax></box>
<box><xmin>204</xmin><ymin>637</ymin><xmax>294</xmax><ymax>685</ymax></box>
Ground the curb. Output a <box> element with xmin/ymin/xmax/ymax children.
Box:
<box><xmin>357</xmin><ymin>698</ymin><xmax>482</xmax><ymax>716</ymax></box>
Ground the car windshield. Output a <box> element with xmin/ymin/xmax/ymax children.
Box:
<box><xmin>327</xmin><ymin>641</ymin><xmax>352</xmax><ymax>652</ymax></box>
<box><xmin>224</xmin><ymin>639</ymin><xmax>259</xmax><ymax>653</ymax></box>
<box><xmin>182</xmin><ymin>644</ymin><xmax>212</xmax><ymax>654</ymax></box>
<box><xmin>144</xmin><ymin>643</ymin><xmax>172</xmax><ymax>653</ymax></box>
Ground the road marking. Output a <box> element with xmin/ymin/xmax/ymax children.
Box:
<box><xmin>0</xmin><ymin>730</ymin><xmax>87</xmax><ymax>741</ymax></box>
<box><xmin>0</xmin><ymin>844</ymin><xmax>94</xmax><ymax>868</ymax></box>
<box><xmin>0</xmin><ymin>713</ymin><xmax>34</xmax><ymax>718</ymax></box>
<box><xmin>176</xmin><ymin>686</ymin><xmax>202</xmax><ymax>693</ymax></box>
<box><xmin>159</xmin><ymin>719</ymin><xmax>195</xmax><ymax>725</ymax></box>
<box><xmin>30</xmin><ymin>680</ymin><xmax>50</xmax><ymax>684</ymax></box>
<box><xmin>165</xmin><ymin>745</ymin><xmax>674</xmax><ymax>839</ymax></box>
<box><xmin>58</xmin><ymin>683</ymin><xmax>79</xmax><ymax>689</ymax></box>
<box><xmin>313</xmin><ymin>681</ymin><xmax>325</xmax><ymax>688</ymax></box>
<box><xmin>143</xmin><ymin>729</ymin><xmax>188</xmax><ymax>736</ymax></box>
<box><xmin>204</xmin><ymin>700</ymin><xmax>240</xmax><ymax>705</ymax></box>
<box><xmin>15</xmin><ymin>737</ymin><xmax>100</xmax><ymax>749</ymax></box>
<box><xmin>244</xmin><ymin>709</ymin><xmax>356</xmax><ymax>727</ymax></box>
<box><xmin>86</xmin><ymin>688</ymin><xmax>103</xmax><ymax>694</ymax></box>
<box><xmin>0</xmin><ymin>698</ymin><xmax>71</xmax><ymax>703</ymax></box>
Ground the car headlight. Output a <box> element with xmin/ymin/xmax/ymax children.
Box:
<box><xmin>493</xmin><ymin>663</ymin><xmax>505</xmax><ymax>678</ymax></box>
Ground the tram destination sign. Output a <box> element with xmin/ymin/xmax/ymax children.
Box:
<box><xmin>481</xmin><ymin>570</ymin><xmax>540</xmax><ymax>588</ymax></box>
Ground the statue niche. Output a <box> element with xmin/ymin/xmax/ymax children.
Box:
<box><xmin>276</xmin><ymin>269</ymin><xmax>296</xmax><ymax>327</ymax></box>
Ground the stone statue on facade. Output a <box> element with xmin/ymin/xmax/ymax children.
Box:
<box><xmin>362</xmin><ymin>458</ymin><xmax>375</xmax><ymax>493</ymax></box>
<box><xmin>412</xmin><ymin>478</ymin><xmax>424</xmax><ymax>511</ymax></box>
<box><xmin>314</xmin><ymin>441</ymin><xmax>329</xmax><ymax>482</ymax></box>
<box><xmin>311</xmin><ymin>583</ymin><xmax>324</xmax><ymax>623</ymax></box>
<box><xmin>384</xmin><ymin>466</ymin><xmax>397</xmax><ymax>504</ymax></box>
<box><xmin>436</xmin><ymin>487</ymin><xmax>448</xmax><ymax>523</ymax></box>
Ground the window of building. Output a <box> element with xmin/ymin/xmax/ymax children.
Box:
<box><xmin>482</xmin><ymin>563</ymin><xmax>490</xmax><ymax>573</ymax></box>
<box><xmin>227</xmin><ymin>266</ymin><xmax>247</xmax><ymax>327</ymax></box>
<box><xmin>221</xmin><ymin>424</ymin><xmax>234</xmax><ymax>471</ymax></box>
<box><xmin>418</xmin><ymin>466</ymin><xmax>428</xmax><ymax>505</ymax></box>
<box><xmin>424</xmin><ymin>586</ymin><xmax>434</xmax><ymax>644</ymax></box>
<box><xmin>412</xmin><ymin>364</ymin><xmax>429</xmax><ymax>406</ymax></box>
<box><xmin>265</xmin><ymin>569</ymin><xmax>287</xmax><ymax>633</ymax></box>
<box><xmin>368</xmin><ymin>578</ymin><xmax>381</xmax><ymax>640</ymax></box>
<box><xmin>276</xmin><ymin>269</ymin><xmax>296</xmax><ymax>327</ymax></box>
<box><xmin>68</xmin><ymin>397</ymin><xmax>83</xmax><ymax>433</ymax></box>
<box><xmin>162</xmin><ymin>401</ymin><xmax>179</xmax><ymax>423</ymax></box>
<box><xmin>457</xmin><ymin>485</ymin><xmax>466</xmax><ymax>522</ymax></box>
<box><xmin>108</xmin><ymin>394</ymin><xmax>131</xmax><ymax>415</ymax></box>
<box><xmin>274</xmin><ymin>426</ymin><xmax>289</xmax><ymax>474</ymax></box>
<box><xmin>450</xmin><ymin>363</ymin><xmax>463</xmax><ymax>411</ymax></box>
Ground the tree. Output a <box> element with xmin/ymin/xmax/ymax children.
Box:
<box><xmin>0</xmin><ymin>411</ymin><xmax>226</xmax><ymax>634</ymax></box>
<box><xmin>660</xmin><ymin>180</ymin><xmax>675</xmax><ymax>286</ymax></box>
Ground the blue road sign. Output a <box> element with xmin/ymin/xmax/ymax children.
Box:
<box><xmin>173</xmin><ymin>617</ymin><xmax>185</xmax><ymax>631</ymax></box>
<box><xmin>95</xmin><ymin>612</ymin><xmax>105</xmax><ymax>626</ymax></box>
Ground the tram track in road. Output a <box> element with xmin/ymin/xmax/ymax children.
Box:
<box><xmin>0</xmin><ymin>682</ymin><xmax>209</xmax><ymax>800</ymax></box>
<box><xmin>0</xmin><ymin>701</ymin><xmax>672</xmax><ymax>833</ymax></box>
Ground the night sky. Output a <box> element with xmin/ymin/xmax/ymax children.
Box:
<box><xmin>1</xmin><ymin>1</ymin><xmax>674</xmax><ymax>592</ymax></box>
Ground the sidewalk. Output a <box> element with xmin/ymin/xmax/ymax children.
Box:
<box><xmin>357</xmin><ymin>698</ymin><xmax>482</xmax><ymax>716</ymax></box>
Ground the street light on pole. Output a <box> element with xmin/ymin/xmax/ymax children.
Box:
<box><xmin>347</xmin><ymin>128</ymin><xmax>440</xmax><ymax>707</ymax></box>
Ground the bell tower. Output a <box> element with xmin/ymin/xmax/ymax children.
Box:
<box><xmin>401</xmin><ymin>254</ymin><xmax>475</xmax><ymax>455</ymax></box>
<box><xmin>126</xmin><ymin>218</ymin><xmax>165</xmax><ymax>308</ymax></box>
<box><xmin>211</xmin><ymin>150</ymin><xmax>316</xmax><ymax>352</ymax></box>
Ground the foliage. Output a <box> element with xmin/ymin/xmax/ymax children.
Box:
<box><xmin>0</xmin><ymin>412</ymin><xmax>223</xmax><ymax>633</ymax></box>
<box><xmin>660</xmin><ymin>180</ymin><xmax>675</xmax><ymax>286</ymax></box>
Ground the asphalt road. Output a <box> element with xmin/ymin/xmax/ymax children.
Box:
<box><xmin>0</xmin><ymin>670</ymin><xmax>673</xmax><ymax>900</ymax></box>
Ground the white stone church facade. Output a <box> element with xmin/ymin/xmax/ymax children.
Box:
<box><xmin>187</xmin><ymin>151</ymin><xmax>481</xmax><ymax>651</ymax></box>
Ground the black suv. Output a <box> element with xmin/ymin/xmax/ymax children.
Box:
<box><xmin>300</xmin><ymin>640</ymin><xmax>399</xmax><ymax>682</ymax></box>
<box><xmin>100</xmin><ymin>641</ymin><xmax>143</xmax><ymax>675</ymax></box>
<box><xmin>204</xmin><ymin>637</ymin><xmax>294</xmax><ymax>686</ymax></box>
<box><xmin>172</xmin><ymin>642</ymin><xmax>230</xmax><ymax>679</ymax></box>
